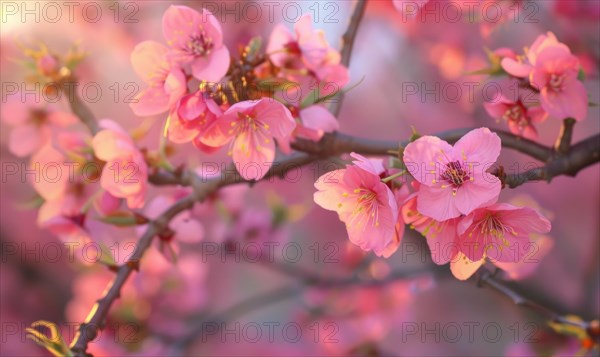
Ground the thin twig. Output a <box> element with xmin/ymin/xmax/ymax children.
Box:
<box><xmin>330</xmin><ymin>0</ymin><xmax>368</xmax><ymax>117</ymax></box>
<box><xmin>554</xmin><ymin>118</ymin><xmax>576</xmax><ymax>154</ymax></box>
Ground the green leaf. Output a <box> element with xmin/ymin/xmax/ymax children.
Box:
<box><xmin>97</xmin><ymin>211</ymin><xmax>148</xmax><ymax>227</ymax></box>
<box><xmin>26</xmin><ymin>321</ymin><xmax>73</xmax><ymax>357</ymax></box>
<box><xmin>245</xmin><ymin>36</ymin><xmax>263</xmax><ymax>60</ymax></box>
<box><xmin>577</xmin><ymin>68</ymin><xmax>585</xmax><ymax>81</ymax></box>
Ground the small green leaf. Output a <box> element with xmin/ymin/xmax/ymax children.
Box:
<box><xmin>245</xmin><ymin>36</ymin><xmax>263</xmax><ymax>60</ymax></box>
<box><xmin>26</xmin><ymin>321</ymin><xmax>73</xmax><ymax>357</ymax></box>
<box><xmin>97</xmin><ymin>211</ymin><xmax>148</xmax><ymax>227</ymax></box>
<box><xmin>577</xmin><ymin>68</ymin><xmax>585</xmax><ymax>81</ymax></box>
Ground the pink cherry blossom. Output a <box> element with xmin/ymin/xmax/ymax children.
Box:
<box><xmin>162</xmin><ymin>5</ymin><xmax>230</xmax><ymax>82</ymax></box>
<box><xmin>403</xmin><ymin>127</ymin><xmax>502</xmax><ymax>221</ymax></box>
<box><xmin>0</xmin><ymin>93</ymin><xmax>77</xmax><ymax>157</ymax></box>
<box><xmin>130</xmin><ymin>41</ymin><xmax>186</xmax><ymax>116</ymax></box>
<box><xmin>92</xmin><ymin>120</ymin><xmax>148</xmax><ymax>209</ymax></box>
<box><xmin>267</xmin><ymin>15</ymin><xmax>346</xmax><ymax>82</ymax></box>
<box><xmin>167</xmin><ymin>89</ymin><xmax>223</xmax><ymax>153</ymax></box>
<box><xmin>493</xmin><ymin>234</ymin><xmax>554</xmax><ymax>280</ymax></box>
<box><xmin>289</xmin><ymin>104</ymin><xmax>339</xmax><ymax>144</ymax></box>
<box><xmin>314</xmin><ymin>153</ymin><xmax>405</xmax><ymax>258</ymax></box>
<box><xmin>484</xmin><ymin>96</ymin><xmax>548</xmax><ymax>140</ymax></box>
<box><xmin>501</xmin><ymin>32</ymin><xmax>587</xmax><ymax>121</ymax></box>
<box><xmin>457</xmin><ymin>203</ymin><xmax>551</xmax><ymax>263</ymax></box>
<box><xmin>392</xmin><ymin>0</ymin><xmax>429</xmax><ymax>19</ymax></box>
<box><xmin>200</xmin><ymin>98</ymin><xmax>296</xmax><ymax>180</ymax></box>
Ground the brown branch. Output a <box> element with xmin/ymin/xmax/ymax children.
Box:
<box><xmin>61</xmin><ymin>80</ymin><xmax>100</xmax><ymax>134</ymax></box>
<box><xmin>70</xmin><ymin>195</ymin><xmax>197</xmax><ymax>356</ymax></box>
<box><xmin>554</xmin><ymin>118</ymin><xmax>576</xmax><ymax>154</ymax></box>
<box><xmin>502</xmin><ymin>133</ymin><xmax>600</xmax><ymax>188</ymax></box>
<box><xmin>330</xmin><ymin>0</ymin><xmax>368</xmax><ymax>117</ymax></box>
<box><xmin>479</xmin><ymin>270</ymin><xmax>596</xmax><ymax>331</ymax></box>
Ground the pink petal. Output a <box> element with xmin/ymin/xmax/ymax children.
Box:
<box><xmin>190</xmin><ymin>46</ymin><xmax>231</xmax><ymax>82</ymax></box>
<box><xmin>454</xmin><ymin>176</ymin><xmax>501</xmax><ymax>216</ymax></box>
<box><xmin>9</xmin><ymin>124</ymin><xmax>47</xmax><ymax>157</ymax></box>
<box><xmin>453</xmin><ymin>127</ymin><xmax>501</xmax><ymax>168</ymax></box>
<box><xmin>450</xmin><ymin>252</ymin><xmax>484</xmax><ymax>280</ymax></box>
<box><xmin>298</xmin><ymin>105</ymin><xmax>339</xmax><ymax>140</ymax></box>
<box><xmin>266</xmin><ymin>24</ymin><xmax>295</xmax><ymax>67</ymax></box>
<box><xmin>130</xmin><ymin>87</ymin><xmax>171</xmax><ymax>117</ymax></box>
<box><xmin>131</xmin><ymin>41</ymin><xmax>169</xmax><ymax>84</ymax></box>
<box><xmin>403</xmin><ymin>135</ymin><xmax>453</xmax><ymax>186</ymax></box>
<box><xmin>540</xmin><ymin>78</ymin><xmax>588</xmax><ymax>121</ymax></box>
<box><xmin>231</xmin><ymin>132</ymin><xmax>276</xmax><ymax>180</ymax></box>
<box><xmin>501</xmin><ymin>57</ymin><xmax>533</xmax><ymax>78</ymax></box>
<box><xmin>350</xmin><ymin>152</ymin><xmax>386</xmax><ymax>176</ymax></box>
<box><xmin>416</xmin><ymin>185</ymin><xmax>461</xmax><ymax>221</ymax></box>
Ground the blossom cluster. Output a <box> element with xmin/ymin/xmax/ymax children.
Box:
<box><xmin>314</xmin><ymin>128</ymin><xmax>552</xmax><ymax>280</ymax></box>
<box><xmin>484</xmin><ymin>32</ymin><xmax>588</xmax><ymax>139</ymax></box>
<box><xmin>131</xmin><ymin>5</ymin><xmax>348</xmax><ymax>180</ymax></box>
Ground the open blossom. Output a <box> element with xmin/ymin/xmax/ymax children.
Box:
<box><xmin>267</xmin><ymin>15</ymin><xmax>338</xmax><ymax>72</ymax></box>
<box><xmin>501</xmin><ymin>32</ymin><xmax>587</xmax><ymax>121</ymax></box>
<box><xmin>0</xmin><ymin>94</ymin><xmax>77</xmax><ymax>157</ymax></box>
<box><xmin>92</xmin><ymin>120</ymin><xmax>148</xmax><ymax>209</ymax></box>
<box><xmin>200</xmin><ymin>98</ymin><xmax>296</xmax><ymax>181</ymax></box>
<box><xmin>130</xmin><ymin>41</ymin><xmax>186</xmax><ymax>116</ymax></box>
<box><xmin>267</xmin><ymin>14</ymin><xmax>348</xmax><ymax>85</ymax></box>
<box><xmin>403</xmin><ymin>128</ymin><xmax>501</xmax><ymax>221</ymax></box>
<box><xmin>314</xmin><ymin>153</ymin><xmax>406</xmax><ymax>258</ymax></box>
<box><xmin>484</xmin><ymin>96</ymin><xmax>548</xmax><ymax>140</ymax></box>
<box><xmin>457</xmin><ymin>203</ymin><xmax>551</xmax><ymax>263</ymax></box>
<box><xmin>167</xmin><ymin>89</ymin><xmax>223</xmax><ymax>153</ymax></box>
<box><xmin>162</xmin><ymin>5</ymin><xmax>230</xmax><ymax>82</ymax></box>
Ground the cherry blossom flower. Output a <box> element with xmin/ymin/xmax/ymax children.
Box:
<box><xmin>130</xmin><ymin>41</ymin><xmax>186</xmax><ymax>116</ymax></box>
<box><xmin>457</xmin><ymin>203</ymin><xmax>551</xmax><ymax>263</ymax></box>
<box><xmin>162</xmin><ymin>5</ymin><xmax>230</xmax><ymax>82</ymax></box>
<box><xmin>484</xmin><ymin>96</ymin><xmax>548</xmax><ymax>140</ymax></box>
<box><xmin>167</xmin><ymin>89</ymin><xmax>223</xmax><ymax>153</ymax></box>
<box><xmin>314</xmin><ymin>153</ymin><xmax>405</xmax><ymax>258</ymax></box>
<box><xmin>92</xmin><ymin>120</ymin><xmax>148</xmax><ymax>209</ymax></box>
<box><xmin>501</xmin><ymin>32</ymin><xmax>587</xmax><ymax>121</ymax></box>
<box><xmin>0</xmin><ymin>94</ymin><xmax>77</xmax><ymax>157</ymax></box>
<box><xmin>403</xmin><ymin>127</ymin><xmax>501</xmax><ymax>221</ymax></box>
<box><xmin>200</xmin><ymin>98</ymin><xmax>296</xmax><ymax>180</ymax></box>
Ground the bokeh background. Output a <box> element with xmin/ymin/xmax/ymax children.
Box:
<box><xmin>1</xmin><ymin>1</ymin><xmax>599</xmax><ymax>355</ymax></box>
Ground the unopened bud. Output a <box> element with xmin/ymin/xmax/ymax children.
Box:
<box><xmin>37</xmin><ymin>54</ymin><xmax>60</xmax><ymax>77</ymax></box>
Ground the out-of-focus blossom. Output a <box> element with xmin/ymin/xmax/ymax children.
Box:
<box><xmin>392</xmin><ymin>0</ymin><xmax>429</xmax><ymax>19</ymax></box>
<box><xmin>0</xmin><ymin>94</ymin><xmax>77</xmax><ymax>157</ymax></box>
<box><xmin>314</xmin><ymin>153</ymin><xmax>405</xmax><ymax>258</ymax></box>
<box><xmin>267</xmin><ymin>15</ymin><xmax>339</xmax><ymax>75</ymax></box>
<box><xmin>293</xmin><ymin>104</ymin><xmax>339</xmax><ymax>142</ymax></box>
<box><xmin>130</xmin><ymin>41</ymin><xmax>186</xmax><ymax>116</ymax></box>
<box><xmin>501</xmin><ymin>32</ymin><xmax>587</xmax><ymax>121</ymax></box>
<box><xmin>457</xmin><ymin>203</ymin><xmax>551</xmax><ymax>263</ymax></box>
<box><xmin>92</xmin><ymin>119</ymin><xmax>148</xmax><ymax>209</ymax></box>
<box><xmin>162</xmin><ymin>5</ymin><xmax>230</xmax><ymax>82</ymax></box>
<box><xmin>403</xmin><ymin>127</ymin><xmax>501</xmax><ymax>221</ymax></box>
<box><xmin>200</xmin><ymin>98</ymin><xmax>296</xmax><ymax>180</ymax></box>
<box><xmin>484</xmin><ymin>96</ymin><xmax>548</xmax><ymax>140</ymax></box>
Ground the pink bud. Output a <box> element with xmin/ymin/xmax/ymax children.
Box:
<box><xmin>37</xmin><ymin>54</ymin><xmax>60</xmax><ymax>76</ymax></box>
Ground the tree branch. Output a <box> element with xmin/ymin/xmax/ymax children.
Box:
<box><xmin>330</xmin><ymin>0</ymin><xmax>368</xmax><ymax>117</ymax></box>
<box><xmin>479</xmin><ymin>270</ymin><xmax>596</xmax><ymax>331</ymax></box>
<box><xmin>61</xmin><ymin>80</ymin><xmax>100</xmax><ymax>135</ymax></box>
<box><xmin>554</xmin><ymin>118</ymin><xmax>576</xmax><ymax>154</ymax></box>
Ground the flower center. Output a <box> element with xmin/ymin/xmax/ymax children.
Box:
<box><xmin>341</xmin><ymin>188</ymin><xmax>381</xmax><ymax>227</ymax></box>
<box><xmin>549</xmin><ymin>73</ymin><xmax>564</xmax><ymax>92</ymax></box>
<box><xmin>440</xmin><ymin>161</ymin><xmax>471</xmax><ymax>194</ymax></box>
<box><xmin>187</xmin><ymin>33</ymin><xmax>213</xmax><ymax>56</ymax></box>
<box><xmin>467</xmin><ymin>213</ymin><xmax>518</xmax><ymax>249</ymax></box>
